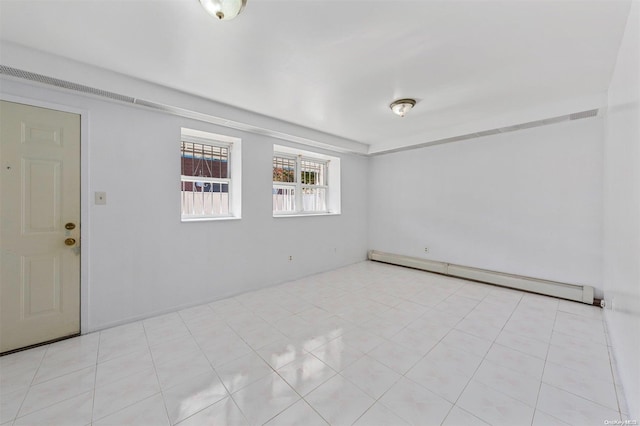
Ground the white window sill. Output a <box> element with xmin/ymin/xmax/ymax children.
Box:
<box><xmin>273</xmin><ymin>212</ymin><xmax>341</xmax><ymax>218</ymax></box>
<box><xmin>181</xmin><ymin>216</ymin><xmax>241</xmax><ymax>222</ymax></box>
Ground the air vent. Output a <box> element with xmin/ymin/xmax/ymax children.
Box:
<box><xmin>373</xmin><ymin>108</ymin><xmax>600</xmax><ymax>155</ymax></box>
<box><xmin>569</xmin><ymin>110</ymin><xmax>598</xmax><ymax>120</ymax></box>
<box><xmin>0</xmin><ymin>64</ymin><xmax>598</xmax><ymax>157</ymax></box>
<box><xmin>0</xmin><ymin>64</ymin><xmax>366</xmax><ymax>155</ymax></box>
<box><xmin>0</xmin><ymin>65</ymin><xmax>136</xmax><ymax>104</ymax></box>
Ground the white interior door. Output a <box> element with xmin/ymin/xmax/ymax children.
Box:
<box><xmin>0</xmin><ymin>100</ymin><xmax>81</xmax><ymax>354</ymax></box>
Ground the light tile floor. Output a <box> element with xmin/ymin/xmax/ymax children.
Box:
<box><xmin>0</xmin><ymin>261</ymin><xmax>630</xmax><ymax>426</ymax></box>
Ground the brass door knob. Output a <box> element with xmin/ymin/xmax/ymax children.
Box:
<box><xmin>65</xmin><ymin>223</ymin><xmax>76</xmax><ymax>230</ymax></box>
<box><xmin>64</xmin><ymin>238</ymin><xmax>76</xmax><ymax>246</ymax></box>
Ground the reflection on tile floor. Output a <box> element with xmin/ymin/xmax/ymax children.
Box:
<box><xmin>0</xmin><ymin>261</ymin><xmax>628</xmax><ymax>425</ymax></box>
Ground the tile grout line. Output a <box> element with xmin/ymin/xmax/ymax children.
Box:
<box><xmin>532</xmin><ymin>305</ymin><xmax>620</xmax><ymax>420</ymax></box>
<box><xmin>605</xmin><ymin>320</ymin><xmax>625</xmax><ymax>420</ymax></box>
<box><xmin>435</xmin><ymin>290</ymin><xmax>514</xmax><ymax>426</ymax></box>
<box><xmin>10</xmin><ymin>344</ymin><xmax>49</xmax><ymax>423</ymax></box>
<box><xmin>350</xmin><ymin>285</ymin><xmax>498</xmax><ymax>426</ymax></box>
<box><xmin>90</xmin><ymin>326</ymin><xmax>168</xmax><ymax>423</ymax></box>
<box><xmin>89</xmin><ymin>331</ymin><xmax>101</xmax><ymax>426</ymax></box>
<box><xmin>268</xmin><ymin>280</ymin><xmax>364</xmax><ymax>426</ymax></box>
<box><xmin>530</xmin><ymin>302</ymin><xmax>557</xmax><ymax>426</ymax></box>
<box><xmin>286</xmin><ymin>275</ymin><xmax>404</xmax><ymax>425</ymax></box>
<box><xmin>239</xmin><ymin>314</ymin><xmax>334</xmax><ymax>424</ymax></box>
<box><xmin>180</xmin><ymin>303</ymin><xmax>255</xmax><ymax>425</ymax></box>
<box><xmin>538</xmin><ymin>307</ymin><xmax>622</xmax><ymax>419</ymax></box>
<box><xmin>140</xmin><ymin>319</ymin><xmax>172</xmax><ymax>426</ymax></box>
<box><xmin>452</xmin><ymin>292</ymin><xmax>526</xmax><ymax>424</ymax></box>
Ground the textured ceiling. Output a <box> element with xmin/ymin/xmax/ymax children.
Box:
<box><xmin>0</xmin><ymin>0</ymin><xmax>631</xmax><ymax>153</ymax></box>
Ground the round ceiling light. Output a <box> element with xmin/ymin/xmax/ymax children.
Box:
<box><xmin>390</xmin><ymin>98</ymin><xmax>416</xmax><ymax>117</ymax></box>
<box><xmin>199</xmin><ymin>0</ymin><xmax>247</xmax><ymax>20</ymax></box>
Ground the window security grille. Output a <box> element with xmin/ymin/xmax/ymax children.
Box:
<box><xmin>181</xmin><ymin>141</ymin><xmax>231</xmax><ymax>217</ymax></box>
<box><xmin>300</xmin><ymin>158</ymin><xmax>327</xmax><ymax>212</ymax></box>
<box><xmin>273</xmin><ymin>154</ymin><xmax>328</xmax><ymax>214</ymax></box>
<box><xmin>273</xmin><ymin>155</ymin><xmax>296</xmax><ymax>213</ymax></box>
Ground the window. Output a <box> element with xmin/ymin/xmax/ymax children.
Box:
<box><xmin>181</xmin><ymin>128</ymin><xmax>241</xmax><ymax>221</ymax></box>
<box><xmin>273</xmin><ymin>145</ymin><xmax>340</xmax><ymax>216</ymax></box>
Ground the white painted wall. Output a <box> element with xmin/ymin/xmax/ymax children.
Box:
<box><xmin>368</xmin><ymin>118</ymin><xmax>604</xmax><ymax>294</ymax></box>
<box><xmin>0</xmin><ymin>78</ymin><xmax>368</xmax><ymax>332</ymax></box>
<box><xmin>603</xmin><ymin>1</ymin><xmax>640</xmax><ymax>418</ymax></box>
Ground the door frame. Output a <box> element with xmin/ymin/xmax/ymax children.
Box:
<box><xmin>0</xmin><ymin>93</ymin><xmax>90</xmax><ymax>335</ymax></box>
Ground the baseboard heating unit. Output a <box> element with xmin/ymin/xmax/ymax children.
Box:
<box><xmin>367</xmin><ymin>250</ymin><xmax>596</xmax><ymax>305</ymax></box>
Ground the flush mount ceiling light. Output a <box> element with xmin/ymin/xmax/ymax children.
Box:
<box><xmin>199</xmin><ymin>0</ymin><xmax>247</xmax><ymax>20</ymax></box>
<box><xmin>390</xmin><ymin>98</ymin><xmax>416</xmax><ymax>117</ymax></box>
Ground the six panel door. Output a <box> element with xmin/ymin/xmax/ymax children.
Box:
<box><xmin>0</xmin><ymin>100</ymin><xmax>81</xmax><ymax>353</ymax></box>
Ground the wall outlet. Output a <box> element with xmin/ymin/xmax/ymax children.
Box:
<box><xmin>288</xmin><ymin>255</ymin><xmax>293</xmax><ymax>261</ymax></box>
<box><xmin>424</xmin><ymin>247</ymin><xmax>429</xmax><ymax>253</ymax></box>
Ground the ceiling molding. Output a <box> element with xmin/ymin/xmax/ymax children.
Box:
<box><xmin>369</xmin><ymin>109</ymin><xmax>600</xmax><ymax>156</ymax></box>
<box><xmin>0</xmin><ymin>64</ymin><xmax>368</xmax><ymax>156</ymax></box>
<box><xmin>0</xmin><ymin>63</ymin><xmax>602</xmax><ymax>158</ymax></box>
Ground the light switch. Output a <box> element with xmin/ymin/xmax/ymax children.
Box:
<box><xmin>95</xmin><ymin>191</ymin><xmax>107</xmax><ymax>205</ymax></box>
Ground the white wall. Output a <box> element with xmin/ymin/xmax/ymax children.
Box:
<box><xmin>0</xmin><ymin>78</ymin><xmax>368</xmax><ymax>332</ymax></box>
<box><xmin>603</xmin><ymin>1</ymin><xmax>640</xmax><ymax>418</ymax></box>
<box><xmin>368</xmin><ymin>118</ymin><xmax>604</xmax><ymax>294</ymax></box>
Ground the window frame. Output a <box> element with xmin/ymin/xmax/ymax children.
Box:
<box><xmin>272</xmin><ymin>154</ymin><xmax>298</xmax><ymax>213</ymax></box>
<box><xmin>181</xmin><ymin>129</ymin><xmax>242</xmax><ymax>222</ymax></box>
<box><xmin>273</xmin><ymin>145</ymin><xmax>340</xmax><ymax>217</ymax></box>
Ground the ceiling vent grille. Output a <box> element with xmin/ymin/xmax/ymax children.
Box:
<box><xmin>0</xmin><ymin>64</ymin><xmax>366</xmax><ymax>155</ymax></box>
<box><xmin>373</xmin><ymin>108</ymin><xmax>600</xmax><ymax>155</ymax></box>
<box><xmin>0</xmin><ymin>65</ymin><xmax>136</xmax><ymax>104</ymax></box>
<box><xmin>569</xmin><ymin>110</ymin><xmax>598</xmax><ymax>120</ymax></box>
<box><xmin>1</xmin><ymin>64</ymin><xmax>598</xmax><ymax>156</ymax></box>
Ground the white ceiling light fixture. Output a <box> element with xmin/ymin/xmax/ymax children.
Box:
<box><xmin>199</xmin><ymin>0</ymin><xmax>247</xmax><ymax>20</ymax></box>
<box><xmin>390</xmin><ymin>98</ymin><xmax>416</xmax><ymax>117</ymax></box>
